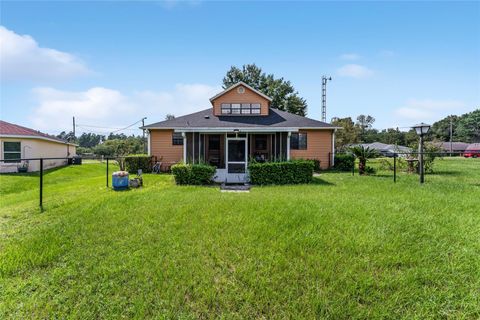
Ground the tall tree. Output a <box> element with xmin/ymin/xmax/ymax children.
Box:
<box><xmin>331</xmin><ymin>117</ymin><xmax>360</xmax><ymax>150</ymax></box>
<box><xmin>222</xmin><ymin>64</ymin><xmax>308</xmax><ymax>116</ymax></box>
<box><xmin>165</xmin><ymin>114</ymin><xmax>176</xmax><ymax>120</ymax></box>
<box><xmin>430</xmin><ymin>115</ymin><xmax>459</xmax><ymax>142</ymax></box>
<box><xmin>453</xmin><ymin>109</ymin><xmax>480</xmax><ymax>143</ymax></box>
<box><xmin>430</xmin><ymin>109</ymin><xmax>479</xmax><ymax>142</ymax></box>
<box><xmin>356</xmin><ymin>114</ymin><xmax>376</xmax><ymax>142</ymax></box>
<box><xmin>356</xmin><ymin>115</ymin><xmax>375</xmax><ymax>133</ymax></box>
<box><xmin>78</xmin><ymin>133</ymin><xmax>104</xmax><ymax>148</ymax></box>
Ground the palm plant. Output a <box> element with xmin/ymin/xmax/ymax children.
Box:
<box><xmin>348</xmin><ymin>145</ymin><xmax>377</xmax><ymax>175</ymax></box>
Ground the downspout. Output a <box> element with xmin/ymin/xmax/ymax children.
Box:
<box><xmin>332</xmin><ymin>129</ymin><xmax>336</xmax><ymax>167</ymax></box>
<box><xmin>182</xmin><ymin>132</ymin><xmax>187</xmax><ymax>163</ymax></box>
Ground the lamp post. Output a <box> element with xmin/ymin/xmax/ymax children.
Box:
<box><xmin>412</xmin><ymin>122</ymin><xmax>431</xmax><ymax>184</ymax></box>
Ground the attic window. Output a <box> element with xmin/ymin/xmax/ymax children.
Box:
<box><xmin>221</xmin><ymin>103</ymin><xmax>261</xmax><ymax>115</ymax></box>
<box><xmin>237</xmin><ymin>86</ymin><xmax>245</xmax><ymax>94</ymax></box>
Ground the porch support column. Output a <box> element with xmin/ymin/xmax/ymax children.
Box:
<box><xmin>287</xmin><ymin>131</ymin><xmax>291</xmax><ymax>161</ymax></box>
<box><xmin>332</xmin><ymin>129</ymin><xmax>336</xmax><ymax>167</ymax></box>
<box><xmin>147</xmin><ymin>130</ymin><xmax>151</xmax><ymax>156</ymax></box>
<box><xmin>182</xmin><ymin>132</ymin><xmax>187</xmax><ymax>163</ymax></box>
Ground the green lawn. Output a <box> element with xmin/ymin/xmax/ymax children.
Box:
<box><xmin>1</xmin><ymin>158</ymin><xmax>479</xmax><ymax>319</ymax></box>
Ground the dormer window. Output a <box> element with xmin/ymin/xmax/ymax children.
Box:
<box><xmin>221</xmin><ymin>103</ymin><xmax>261</xmax><ymax>115</ymax></box>
<box><xmin>211</xmin><ymin>82</ymin><xmax>272</xmax><ymax>116</ymax></box>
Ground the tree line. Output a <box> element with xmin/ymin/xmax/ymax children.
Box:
<box><xmin>57</xmin><ymin>131</ymin><xmax>146</xmax><ymax>156</ymax></box>
<box><xmin>332</xmin><ymin>109</ymin><xmax>479</xmax><ymax>151</ymax></box>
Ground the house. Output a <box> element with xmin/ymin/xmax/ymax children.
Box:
<box><xmin>464</xmin><ymin>143</ymin><xmax>480</xmax><ymax>157</ymax></box>
<box><xmin>142</xmin><ymin>82</ymin><xmax>339</xmax><ymax>183</ymax></box>
<box><xmin>0</xmin><ymin>120</ymin><xmax>77</xmax><ymax>173</ymax></box>
<box><xmin>434</xmin><ymin>141</ymin><xmax>469</xmax><ymax>154</ymax></box>
<box><xmin>354</xmin><ymin>142</ymin><xmax>412</xmax><ymax>157</ymax></box>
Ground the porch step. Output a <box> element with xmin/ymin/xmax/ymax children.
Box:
<box><xmin>220</xmin><ymin>184</ymin><xmax>251</xmax><ymax>192</ymax></box>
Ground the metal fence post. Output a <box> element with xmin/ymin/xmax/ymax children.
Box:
<box><xmin>40</xmin><ymin>158</ymin><xmax>43</xmax><ymax>211</ymax></box>
<box><xmin>393</xmin><ymin>153</ymin><xmax>397</xmax><ymax>183</ymax></box>
<box><xmin>106</xmin><ymin>158</ymin><xmax>109</xmax><ymax>188</ymax></box>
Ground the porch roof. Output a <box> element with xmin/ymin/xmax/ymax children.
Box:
<box><xmin>142</xmin><ymin>108</ymin><xmax>338</xmax><ymax>131</ymax></box>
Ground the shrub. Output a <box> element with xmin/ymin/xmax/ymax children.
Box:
<box><xmin>171</xmin><ymin>163</ymin><xmax>216</xmax><ymax>185</ymax></box>
<box><xmin>248</xmin><ymin>160</ymin><xmax>314</xmax><ymax>185</ymax></box>
<box><xmin>125</xmin><ymin>154</ymin><xmax>153</xmax><ymax>174</ymax></box>
<box><xmin>378</xmin><ymin>157</ymin><xmax>406</xmax><ymax>171</ymax></box>
<box><xmin>308</xmin><ymin>159</ymin><xmax>321</xmax><ymax>172</ymax></box>
<box><xmin>334</xmin><ymin>154</ymin><xmax>355</xmax><ymax>171</ymax></box>
<box><xmin>364</xmin><ymin>166</ymin><xmax>377</xmax><ymax>175</ymax></box>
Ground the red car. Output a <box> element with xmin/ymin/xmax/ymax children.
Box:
<box><xmin>463</xmin><ymin>150</ymin><xmax>480</xmax><ymax>158</ymax></box>
<box><xmin>464</xmin><ymin>150</ymin><xmax>480</xmax><ymax>158</ymax></box>
<box><xmin>464</xmin><ymin>143</ymin><xmax>480</xmax><ymax>158</ymax></box>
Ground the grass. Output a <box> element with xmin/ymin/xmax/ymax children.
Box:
<box><xmin>0</xmin><ymin>158</ymin><xmax>479</xmax><ymax>319</ymax></box>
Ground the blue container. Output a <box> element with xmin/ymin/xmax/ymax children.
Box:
<box><xmin>112</xmin><ymin>173</ymin><xmax>129</xmax><ymax>190</ymax></box>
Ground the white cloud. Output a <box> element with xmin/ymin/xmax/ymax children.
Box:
<box><xmin>339</xmin><ymin>53</ymin><xmax>361</xmax><ymax>60</ymax></box>
<box><xmin>0</xmin><ymin>26</ymin><xmax>90</xmax><ymax>82</ymax></box>
<box><xmin>135</xmin><ymin>83</ymin><xmax>221</xmax><ymax>117</ymax></box>
<box><xmin>29</xmin><ymin>83</ymin><xmax>221</xmax><ymax>133</ymax></box>
<box><xmin>394</xmin><ymin>99</ymin><xmax>467</xmax><ymax>124</ymax></box>
<box><xmin>337</xmin><ymin>64</ymin><xmax>374</xmax><ymax>78</ymax></box>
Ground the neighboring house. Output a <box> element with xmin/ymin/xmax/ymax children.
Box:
<box><xmin>464</xmin><ymin>143</ymin><xmax>480</xmax><ymax>158</ymax></box>
<box><xmin>0</xmin><ymin>120</ymin><xmax>77</xmax><ymax>173</ymax></box>
<box><xmin>355</xmin><ymin>142</ymin><xmax>412</xmax><ymax>157</ymax></box>
<box><xmin>434</xmin><ymin>141</ymin><xmax>469</xmax><ymax>154</ymax></box>
<box><xmin>143</xmin><ymin>82</ymin><xmax>339</xmax><ymax>183</ymax></box>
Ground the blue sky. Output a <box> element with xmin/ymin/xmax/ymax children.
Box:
<box><xmin>1</xmin><ymin>1</ymin><xmax>479</xmax><ymax>135</ymax></box>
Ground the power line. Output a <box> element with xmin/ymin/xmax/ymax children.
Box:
<box><xmin>74</xmin><ymin>118</ymin><xmax>145</xmax><ymax>133</ymax></box>
<box><xmin>110</xmin><ymin>119</ymin><xmax>144</xmax><ymax>133</ymax></box>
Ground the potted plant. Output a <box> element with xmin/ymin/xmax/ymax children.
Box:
<box><xmin>17</xmin><ymin>161</ymin><xmax>29</xmax><ymax>173</ymax></box>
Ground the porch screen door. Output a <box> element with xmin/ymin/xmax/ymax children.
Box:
<box><xmin>226</xmin><ymin>138</ymin><xmax>247</xmax><ymax>183</ymax></box>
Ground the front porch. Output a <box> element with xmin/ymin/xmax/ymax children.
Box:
<box><xmin>182</xmin><ymin>132</ymin><xmax>290</xmax><ymax>183</ymax></box>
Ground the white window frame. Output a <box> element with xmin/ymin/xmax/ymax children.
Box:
<box><xmin>3</xmin><ymin>141</ymin><xmax>21</xmax><ymax>163</ymax></box>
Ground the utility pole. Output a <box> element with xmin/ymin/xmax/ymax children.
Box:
<box><xmin>72</xmin><ymin>116</ymin><xmax>76</xmax><ymax>142</ymax></box>
<box><xmin>142</xmin><ymin>117</ymin><xmax>147</xmax><ymax>154</ymax></box>
<box><xmin>449</xmin><ymin>117</ymin><xmax>453</xmax><ymax>156</ymax></box>
<box><xmin>321</xmin><ymin>76</ymin><xmax>332</xmax><ymax>122</ymax></box>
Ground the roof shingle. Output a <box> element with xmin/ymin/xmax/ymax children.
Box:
<box><xmin>0</xmin><ymin>120</ymin><xmax>72</xmax><ymax>144</ymax></box>
<box><xmin>143</xmin><ymin>108</ymin><xmax>336</xmax><ymax>130</ymax></box>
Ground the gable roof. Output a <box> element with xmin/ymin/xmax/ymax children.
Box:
<box><xmin>466</xmin><ymin>143</ymin><xmax>480</xmax><ymax>151</ymax></box>
<box><xmin>434</xmin><ymin>141</ymin><xmax>469</xmax><ymax>151</ymax></box>
<box><xmin>355</xmin><ymin>142</ymin><xmax>412</xmax><ymax>153</ymax></box>
<box><xmin>142</xmin><ymin>107</ymin><xmax>337</xmax><ymax>131</ymax></box>
<box><xmin>0</xmin><ymin>120</ymin><xmax>76</xmax><ymax>145</ymax></box>
<box><xmin>209</xmin><ymin>81</ymin><xmax>273</xmax><ymax>103</ymax></box>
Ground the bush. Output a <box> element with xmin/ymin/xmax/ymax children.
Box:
<box><xmin>248</xmin><ymin>160</ymin><xmax>314</xmax><ymax>185</ymax></box>
<box><xmin>334</xmin><ymin>154</ymin><xmax>355</xmax><ymax>171</ymax></box>
<box><xmin>364</xmin><ymin>166</ymin><xmax>377</xmax><ymax>175</ymax></box>
<box><xmin>171</xmin><ymin>163</ymin><xmax>216</xmax><ymax>185</ymax></box>
<box><xmin>378</xmin><ymin>157</ymin><xmax>407</xmax><ymax>171</ymax></box>
<box><xmin>308</xmin><ymin>159</ymin><xmax>321</xmax><ymax>172</ymax></box>
<box><xmin>125</xmin><ymin>154</ymin><xmax>153</xmax><ymax>173</ymax></box>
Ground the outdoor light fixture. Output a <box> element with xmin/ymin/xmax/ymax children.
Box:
<box><xmin>413</xmin><ymin>122</ymin><xmax>431</xmax><ymax>136</ymax></box>
<box><xmin>412</xmin><ymin>122</ymin><xmax>431</xmax><ymax>184</ymax></box>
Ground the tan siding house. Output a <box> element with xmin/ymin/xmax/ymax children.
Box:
<box><xmin>0</xmin><ymin>121</ymin><xmax>77</xmax><ymax>173</ymax></box>
<box><xmin>143</xmin><ymin>82</ymin><xmax>338</xmax><ymax>182</ymax></box>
